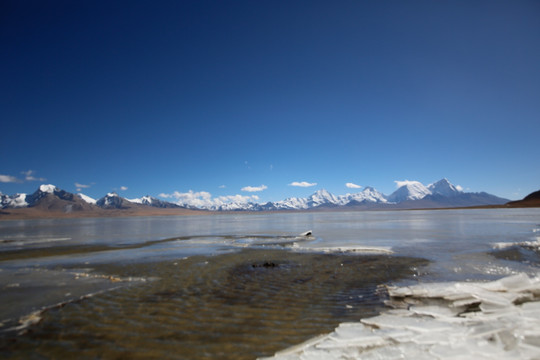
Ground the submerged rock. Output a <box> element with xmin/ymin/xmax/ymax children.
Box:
<box><xmin>252</xmin><ymin>261</ymin><xmax>278</xmax><ymax>268</ymax></box>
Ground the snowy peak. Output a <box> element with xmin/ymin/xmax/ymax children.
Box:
<box><xmin>96</xmin><ymin>193</ymin><xmax>133</xmax><ymax>209</ymax></box>
<box><xmin>96</xmin><ymin>193</ymin><xmax>180</xmax><ymax>209</ymax></box>
<box><xmin>344</xmin><ymin>187</ymin><xmax>388</xmax><ymax>204</ymax></box>
<box><xmin>308</xmin><ymin>189</ymin><xmax>340</xmax><ymax>206</ymax></box>
<box><xmin>271</xmin><ymin>188</ymin><xmax>387</xmax><ymax>210</ymax></box>
<box><xmin>272</xmin><ymin>196</ymin><xmax>309</xmax><ymax>210</ymax></box>
<box><xmin>128</xmin><ymin>196</ymin><xmax>151</xmax><ymax>205</ymax></box>
<box><xmin>39</xmin><ymin>184</ymin><xmax>57</xmax><ymax>194</ymax></box>
<box><xmin>388</xmin><ymin>181</ymin><xmax>431</xmax><ymax>203</ymax></box>
<box><xmin>26</xmin><ymin>184</ymin><xmax>77</xmax><ymax>206</ymax></box>
<box><xmin>0</xmin><ymin>179</ymin><xmax>511</xmax><ymax>213</ymax></box>
<box><xmin>0</xmin><ymin>185</ymin><xmax>97</xmax><ymax>212</ymax></box>
<box><xmin>428</xmin><ymin>178</ymin><xmax>462</xmax><ymax>197</ymax></box>
<box><xmin>77</xmin><ymin>193</ymin><xmax>97</xmax><ymax>205</ymax></box>
<box><xmin>128</xmin><ymin>195</ymin><xmax>181</xmax><ymax>208</ymax></box>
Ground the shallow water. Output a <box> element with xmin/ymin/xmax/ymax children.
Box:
<box><xmin>1</xmin><ymin>208</ymin><xmax>539</xmax><ymax>359</ymax></box>
<box><xmin>3</xmin><ymin>250</ymin><xmax>426</xmax><ymax>359</ymax></box>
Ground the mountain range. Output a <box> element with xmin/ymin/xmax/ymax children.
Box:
<box><xmin>0</xmin><ymin>179</ymin><xmax>515</xmax><ymax>217</ymax></box>
<box><xmin>209</xmin><ymin>179</ymin><xmax>509</xmax><ymax>211</ymax></box>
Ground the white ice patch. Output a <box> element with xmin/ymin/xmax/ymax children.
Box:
<box><xmin>493</xmin><ymin>239</ymin><xmax>540</xmax><ymax>250</ymax></box>
<box><xmin>492</xmin><ymin>227</ymin><xmax>540</xmax><ymax>250</ymax></box>
<box><xmin>262</xmin><ymin>273</ymin><xmax>540</xmax><ymax>359</ymax></box>
<box><xmin>303</xmin><ymin>245</ymin><xmax>394</xmax><ymax>255</ymax></box>
<box><xmin>0</xmin><ymin>237</ymin><xmax>72</xmax><ymax>247</ymax></box>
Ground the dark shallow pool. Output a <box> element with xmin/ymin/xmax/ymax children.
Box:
<box><xmin>0</xmin><ymin>249</ymin><xmax>428</xmax><ymax>359</ymax></box>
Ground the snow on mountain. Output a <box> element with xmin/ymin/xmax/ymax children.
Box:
<box><xmin>77</xmin><ymin>193</ymin><xmax>97</xmax><ymax>205</ymax></box>
<box><xmin>268</xmin><ymin>190</ymin><xmax>339</xmax><ymax>210</ymax></box>
<box><xmin>272</xmin><ymin>196</ymin><xmax>310</xmax><ymax>210</ymax></box>
<box><xmin>128</xmin><ymin>195</ymin><xmax>181</xmax><ymax>208</ymax></box>
<box><xmin>128</xmin><ymin>196</ymin><xmax>151</xmax><ymax>205</ymax></box>
<box><xmin>0</xmin><ymin>180</ymin><xmax>511</xmax><ymax>212</ymax></box>
<box><xmin>427</xmin><ymin>178</ymin><xmax>462</xmax><ymax>197</ymax></box>
<box><xmin>215</xmin><ymin>202</ymin><xmax>263</xmax><ymax>211</ymax></box>
<box><xmin>39</xmin><ymin>184</ymin><xmax>57</xmax><ymax>194</ymax></box>
<box><xmin>264</xmin><ymin>188</ymin><xmax>387</xmax><ymax>211</ymax></box>
<box><xmin>25</xmin><ymin>184</ymin><xmax>62</xmax><ymax>205</ymax></box>
<box><xmin>96</xmin><ymin>193</ymin><xmax>133</xmax><ymax>209</ymax></box>
<box><xmin>341</xmin><ymin>187</ymin><xmax>388</xmax><ymax>204</ymax></box>
<box><xmin>387</xmin><ymin>181</ymin><xmax>431</xmax><ymax>203</ymax></box>
<box><xmin>307</xmin><ymin>189</ymin><xmax>341</xmax><ymax>207</ymax></box>
<box><xmin>0</xmin><ymin>185</ymin><xmax>98</xmax><ymax>212</ymax></box>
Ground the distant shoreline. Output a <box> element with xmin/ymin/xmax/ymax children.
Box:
<box><xmin>1</xmin><ymin>200</ymin><xmax>538</xmax><ymax>221</ymax></box>
<box><xmin>0</xmin><ymin>207</ymin><xmax>208</xmax><ymax>221</ymax></box>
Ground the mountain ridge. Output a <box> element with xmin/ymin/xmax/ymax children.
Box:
<box><xmin>0</xmin><ymin>179</ymin><xmax>523</xmax><ymax>217</ymax></box>
<box><xmin>506</xmin><ymin>189</ymin><xmax>540</xmax><ymax>208</ymax></box>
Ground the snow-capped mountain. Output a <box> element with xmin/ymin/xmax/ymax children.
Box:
<box><xmin>387</xmin><ymin>181</ymin><xmax>432</xmax><ymax>203</ymax></box>
<box><xmin>428</xmin><ymin>178</ymin><xmax>462</xmax><ymax>197</ymax></box>
<box><xmin>77</xmin><ymin>193</ymin><xmax>97</xmax><ymax>204</ymax></box>
<box><xmin>0</xmin><ymin>185</ymin><xmax>185</xmax><ymax>213</ymax></box>
<box><xmin>215</xmin><ymin>202</ymin><xmax>264</xmax><ymax>211</ymax></box>
<box><xmin>0</xmin><ymin>179</ymin><xmax>513</xmax><ymax>215</ymax></box>
<box><xmin>307</xmin><ymin>189</ymin><xmax>341</xmax><ymax>207</ymax></box>
<box><xmin>267</xmin><ymin>188</ymin><xmax>387</xmax><ymax>210</ymax></box>
<box><xmin>385</xmin><ymin>178</ymin><xmax>464</xmax><ymax>204</ymax></box>
<box><xmin>25</xmin><ymin>184</ymin><xmax>77</xmax><ymax>206</ymax></box>
<box><xmin>271</xmin><ymin>196</ymin><xmax>310</xmax><ymax>210</ymax></box>
<box><xmin>342</xmin><ymin>187</ymin><xmax>388</xmax><ymax>204</ymax></box>
<box><xmin>96</xmin><ymin>193</ymin><xmax>133</xmax><ymax>209</ymax></box>
<box><xmin>0</xmin><ymin>184</ymin><xmax>97</xmax><ymax>213</ymax></box>
<box><xmin>127</xmin><ymin>195</ymin><xmax>181</xmax><ymax>208</ymax></box>
<box><xmin>127</xmin><ymin>195</ymin><xmax>153</xmax><ymax>205</ymax></box>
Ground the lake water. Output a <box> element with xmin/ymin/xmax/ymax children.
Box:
<box><xmin>1</xmin><ymin>208</ymin><xmax>539</xmax><ymax>359</ymax></box>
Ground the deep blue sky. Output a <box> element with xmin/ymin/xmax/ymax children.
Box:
<box><xmin>1</xmin><ymin>0</ymin><xmax>539</xmax><ymax>203</ymax></box>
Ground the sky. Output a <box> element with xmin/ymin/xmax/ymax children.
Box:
<box><xmin>1</xmin><ymin>0</ymin><xmax>539</xmax><ymax>204</ymax></box>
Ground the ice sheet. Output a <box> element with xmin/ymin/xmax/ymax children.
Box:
<box><xmin>262</xmin><ymin>273</ymin><xmax>540</xmax><ymax>359</ymax></box>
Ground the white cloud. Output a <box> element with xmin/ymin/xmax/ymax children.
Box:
<box><xmin>1</xmin><ymin>170</ymin><xmax>46</xmax><ymax>183</ymax></box>
<box><xmin>0</xmin><ymin>174</ymin><xmax>19</xmax><ymax>183</ymax></box>
<box><xmin>120</xmin><ymin>186</ymin><xmax>128</xmax><ymax>191</ymax></box>
<box><xmin>216</xmin><ymin>194</ymin><xmax>259</xmax><ymax>203</ymax></box>
<box><xmin>394</xmin><ymin>180</ymin><xmax>421</xmax><ymax>188</ymax></box>
<box><xmin>21</xmin><ymin>170</ymin><xmax>46</xmax><ymax>182</ymax></box>
<box><xmin>289</xmin><ymin>181</ymin><xmax>317</xmax><ymax>187</ymax></box>
<box><xmin>159</xmin><ymin>190</ymin><xmax>259</xmax><ymax>208</ymax></box>
<box><xmin>219</xmin><ymin>185</ymin><xmax>226</xmax><ymax>189</ymax></box>
<box><xmin>159</xmin><ymin>190</ymin><xmax>214</xmax><ymax>208</ymax></box>
<box><xmin>346</xmin><ymin>182</ymin><xmax>362</xmax><ymax>189</ymax></box>
<box><xmin>456</xmin><ymin>185</ymin><xmax>464</xmax><ymax>191</ymax></box>
<box><xmin>75</xmin><ymin>182</ymin><xmax>92</xmax><ymax>192</ymax></box>
<box><xmin>241</xmin><ymin>184</ymin><xmax>267</xmax><ymax>192</ymax></box>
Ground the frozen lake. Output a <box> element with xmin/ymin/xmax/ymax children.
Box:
<box><xmin>1</xmin><ymin>208</ymin><xmax>539</xmax><ymax>358</ymax></box>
